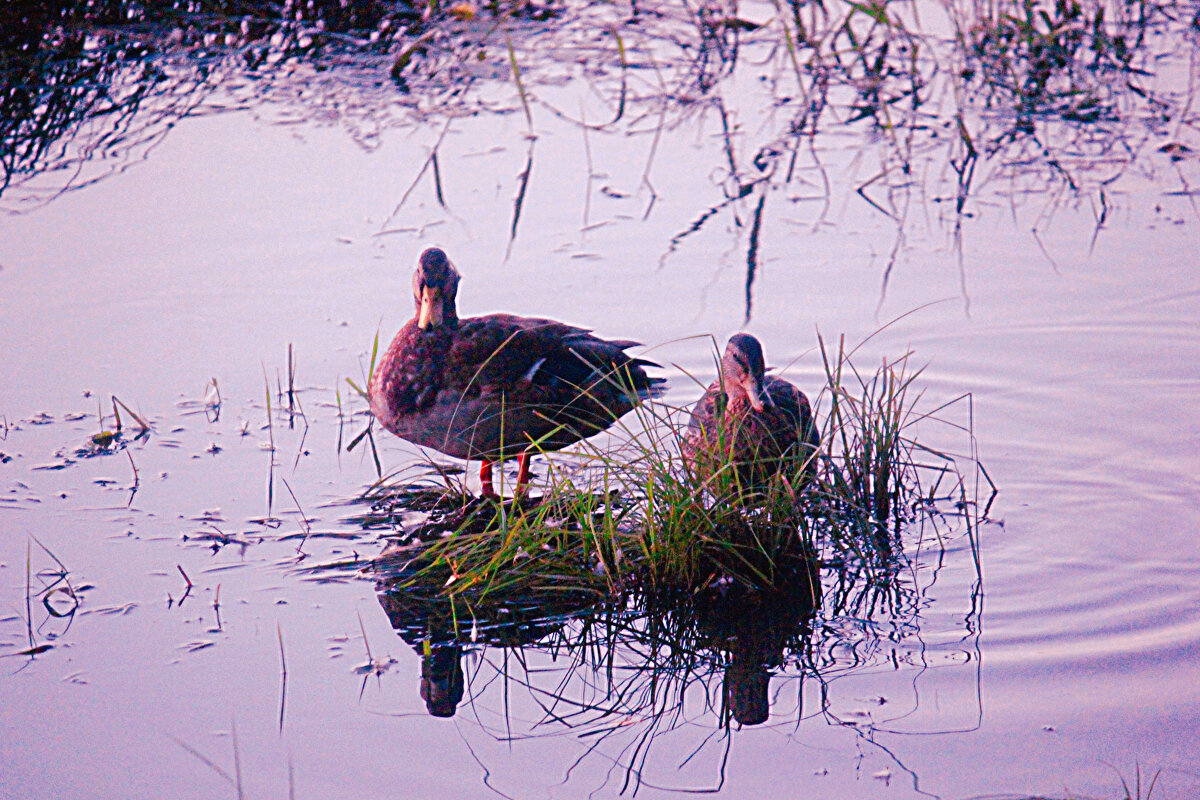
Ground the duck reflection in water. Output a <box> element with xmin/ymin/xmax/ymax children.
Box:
<box><xmin>694</xmin><ymin>551</ymin><xmax>821</xmax><ymax>726</ymax></box>
<box><xmin>376</xmin><ymin>582</ymin><xmax>593</xmax><ymax>719</ymax></box>
<box><xmin>418</xmin><ymin>645</ymin><xmax>464</xmax><ymax>718</ymax></box>
<box><xmin>375</xmin><ymin>549</ymin><xmax>819</xmax><ymax>725</ymax></box>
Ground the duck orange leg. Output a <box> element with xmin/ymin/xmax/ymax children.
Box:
<box><xmin>515</xmin><ymin>451</ymin><xmax>533</xmax><ymax>497</ymax></box>
<box><xmin>479</xmin><ymin>460</ymin><xmax>499</xmax><ymax>499</ymax></box>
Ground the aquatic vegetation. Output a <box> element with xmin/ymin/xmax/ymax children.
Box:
<box><xmin>363</xmin><ymin>339</ymin><xmax>986</xmax><ymax>788</ymax></box>
<box><xmin>358</xmin><ymin>332</ymin><xmax>989</xmax><ymax>604</ymax></box>
<box><xmin>4</xmin><ymin>0</ymin><xmax>1195</xmax><ymax>225</ymax></box>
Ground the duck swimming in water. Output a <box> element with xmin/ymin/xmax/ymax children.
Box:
<box><xmin>368</xmin><ymin>247</ymin><xmax>665</xmax><ymax>498</ymax></box>
<box><xmin>682</xmin><ymin>333</ymin><xmax>819</xmax><ymax>492</ymax></box>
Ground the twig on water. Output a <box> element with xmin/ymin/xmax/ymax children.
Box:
<box><xmin>355</xmin><ymin>609</ymin><xmax>385</xmax><ymax>701</ymax></box>
<box><xmin>431</xmin><ymin>150</ymin><xmax>446</xmax><ymax>208</ymax></box>
<box><xmin>204</xmin><ymin>377</ymin><xmax>222</xmax><ymax>422</ymax></box>
<box><xmin>111</xmin><ymin>395</ymin><xmax>151</xmax><ymax>434</ymax></box>
<box><xmin>346</xmin><ymin>421</ymin><xmax>383</xmax><ymax>480</ymax></box>
<box><xmin>506</xmin><ymin>29</ymin><xmax>533</xmax><ymax>130</ymax></box>
<box><xmin>125</xmin><ymin>449</ymin><xmax>140</xmax><ymax>506</ymax></box>
<box><xmin>507</xmin><ymin>139</ymin><xmax>535</xmax><ymax>258</ymax></box>
<box><xmin>378</xmin><ymin>118</ymin><xmax>453</xmax><ymax>230</ymax></box>
<box><xmin>358</xmin><ymin>609</ymin><xmax>374</xmax><ymax>665</ymax></box>
<box><xmin>176</xmin><ymin>564</ymin><xmax>194</xmax><ymax>605</ymax></box>
<box><xmin>287</xmin><ymin>343</ymin><xmax>297</xmax><ymax>422</ymax></box>
<box><xmin>278</xmin><ymin>622</ymin><xmax>288</xmax><ymax>734</ymax></box>
<box><xmin>213</xmin><ymin>583</ymin><xmax>222</xmax><ymax>632</ymax></box>
<box><xmin>335</xmin><ymin>384</ymin><xmax>345</xmax><ymax>463</ymax></box>
<box><xmin>165</xmin><ymin>734</ymin><xmax>236</xmax><ymax>788</ymax></box>
<box><xmin>25</xmin><ymin>539</ymin><xmax>33</xmax><ymax>651</ymax></box>
<box><xmin>231</xmin><ymin>719</ymin><xmax>245</xmax><ymax>800</ymax></box>
<box><xmin>280</xmin><ymin>476</ymin><xmax>312</xmax><ymax>555</ymax></box>
<box><xmin>264</xmin><ymin>368</ymin><xmax>276</xmax><ymax>519</ymax></box>
<box><xmin>744</xmin><ymin>189</ymin><xmax>767</xmax><ymax>324</ymax></box>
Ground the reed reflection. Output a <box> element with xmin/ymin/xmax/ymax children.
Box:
<box><xmin>368</xmin><ymin>502</ymin><xmax>977</xmax><ymax>796</ymax></box>
<box><xmin>3</xmin><ymin>0</ymin><xmax>1188</xmax><ymax>229</ymax></box>
<box><xmin>375</xmin><ymin>549</ymin><xmax>822</xmax><ymax>728</ymax></box>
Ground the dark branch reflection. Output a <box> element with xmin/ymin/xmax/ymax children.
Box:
<box><xmin>3</xmin><ymin>1</ymin><xmax>1192</xmax><ymax>211</ymax></box>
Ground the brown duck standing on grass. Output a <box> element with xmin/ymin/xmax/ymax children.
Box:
<box><xmin>368</xmin><ymin>247</ymin><xmax>665</xmax><ymax>498</ymax></box>
<box><xmin>682</xmin><ymin>333</ymin><xmax>820</xmax><ymax>492</ymax></box>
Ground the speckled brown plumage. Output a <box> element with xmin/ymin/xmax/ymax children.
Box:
<box><xmin>682</xmin><ymin>333</ymin><xmax>819</xmax><ymax>491</ymax></box>
<box><xmin>368</xmin><ymin>248</ymin><xmax>664</xmax><ymax>494</ymax></box>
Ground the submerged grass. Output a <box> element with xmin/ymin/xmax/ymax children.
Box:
<box><xmin>364</xmin><ymin>334</ymin><xmax>989</xmax><ymax>615</ymax></box>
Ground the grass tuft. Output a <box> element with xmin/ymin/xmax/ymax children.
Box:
<box><xmin>362</xmin><ymin>334</ymin><xmax>989</xmax><ymax>616</ymax></box>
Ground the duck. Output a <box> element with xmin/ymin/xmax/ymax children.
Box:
<box><xmin>368</xmin><ymin>247</ymin><xmax>665</xmax><ymax>498</ymax></box>
<box><xmin>682</xmin><ymin>333</ymin><xmax>819</xmax><ymax>492</ymax></box>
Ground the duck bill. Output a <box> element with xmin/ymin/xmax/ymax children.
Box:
<box><xmin>742</xmin><ymin>375</ymin><xmax>771</xmax><ymax>412</ymax></box>
<box><xmin>418</xmin><ymin>288</ymin><xmax>443</xmax><ymax>330</ymax></box>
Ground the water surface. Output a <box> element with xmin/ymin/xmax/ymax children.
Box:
<box><xmin>2</xmin><ymin>2</ymin><xmax>1200</xmax><ymax>797</ymax></box>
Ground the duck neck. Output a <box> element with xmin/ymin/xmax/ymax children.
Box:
<box><xmin>441</xmin><ymin>299</ymin><xmax>459</xmax><ymax>328</ymax></box>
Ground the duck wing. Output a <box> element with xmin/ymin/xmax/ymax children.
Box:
<box><xmin>680</xmin><ymin>381</ymin><xmax>723</xmax><ymax>465</ymax></box>
<box><xmin>440</xmin><ymin>314</ymin><xmax>661</xmax><ymax>444</ymax></box>
<box><xmin>764</xmin><ymin>376</ymin><xmax>819</xmax><ymax>448</ymax></box>
<box><xmin>444</xmin><ymin>314</ymin><xmax>653</xmax><ymax>392</ymax></box>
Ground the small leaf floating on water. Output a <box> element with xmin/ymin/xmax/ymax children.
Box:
<box><xmin>448</xmin><ymin>2</ymin><xmax>477</xmax><ymax>21</ymax></box>
<box><xmin>1159</xmin><ymin>142</ymin><xmax>1194</xmax><ymax>162</ymax></box>
<box><xmin>84</xmin><ymin>603</ymin><xmax>137</xmax><ymax>616</ymax></box>
<box><xmin>203</xmin><ymin>378</ymin><xmax>221</xmax><ymax>409</ymax></box>
<box><xmin>15</xmin><ymin>644</ymin><xmax>54</xmax><ymax>656</ymax></box>
<box><xmin>33</xmin><ymin>460</ymin><xmax>74</xmax><ymax>471</ymax></box>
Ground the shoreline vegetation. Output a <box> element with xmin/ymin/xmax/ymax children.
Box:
<box><xmin>3</xmin><ymin>0</ymin><xmax>1196</xmax><ymax>210</ymax></box>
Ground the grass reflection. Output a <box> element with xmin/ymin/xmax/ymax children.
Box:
<box><xmin>348</xmin><ymin>332</ymin><xmax>986</xmax><ymax>794</ymax></box>
<box><xmin>369</xmin><ymin>486</ymin><xmax>978</xmax><ymax>794</ymax></box>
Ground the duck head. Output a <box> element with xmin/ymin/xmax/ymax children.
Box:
<box><xmin>721</xmin><ymin>333</ymin><xmax>773</xmax><ymax>412</ymax></box>
<box><xmin>413</xmin><ymin>247</ymin><xmax>461</xmax><ymax>331</ymax></box>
